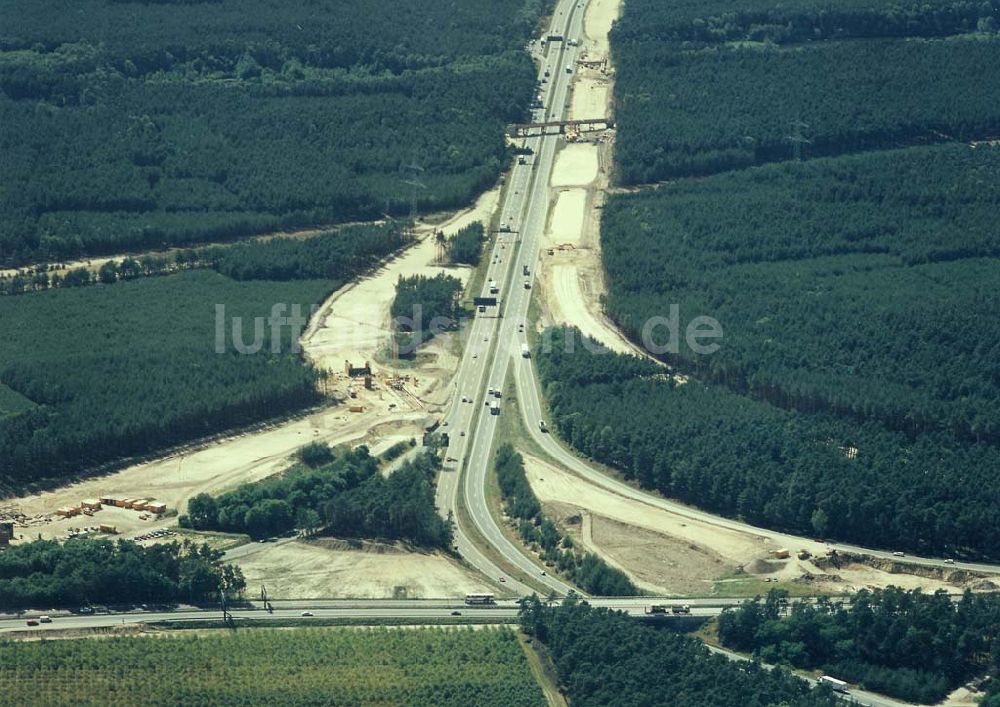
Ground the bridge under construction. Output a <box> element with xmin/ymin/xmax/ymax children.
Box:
<box><xmin>507</xmin><ymin>117</ymin><xmax>614</xmax><ymax>138</ymax></box>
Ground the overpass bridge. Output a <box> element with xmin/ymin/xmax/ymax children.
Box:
<box><xmin>507</xmin><ymin>117</ymin><xmax>614</xmax><ymax>138</ymax></box>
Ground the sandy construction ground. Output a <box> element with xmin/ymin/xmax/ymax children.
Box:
<box><xmin>302</xmin><ymin>187</ymin><xmax>499</xmax><ymax>416</ymax></box>
<box><xmin>524</xmin><ymin>453</ymin><xmax>767</xmax><ymax>565</ymax></box>
<box><xmin>584</xmin><ymin>0</ymin><xmax>619</xmax><ymax>52</ymax></box>
<box><xmin>550</xmin><ymin>145</ymin><xmax>599</xmax><ymax>187</ymax></box>
<box><xmin>570</xmin><ymin>79</ymin><xmax>609</xmax><ymax>120</ymax></box>
<box><xmin>3</xmin><ymin>187</ymin><xmax>500</xmax><ymax>551</ymax></box>
<box><xmin>547</xmin><ymin>190</ymin><xmax>588</xmax><ymax>245</ymax></box>
<box><xmin>235</xmin><ymin>538</ymin><xmax>492</xmax><ymax>599</ymax></box>
<box><xmin>545</xmin><ymin>264</ymin><xmax>632</xmax><ymax>355</ymax></box>
<box><xmin>303</xmin><ymin>235</ymin><xmax>470</xmax><ymax>382</ymax></box>
<box><xmin>538</xmin><ymin>149</ymin><xmax>640</xmax><ymax>356</ymax></box>
<box><xmin>5</xmin><ymin>409</ymin><xmax>429</xmax><ymax>543</ymax></box>
<box><xmin>522</xmin><ymin>453</ymin><xmax>969</xmax><ymax>596</ymax></box>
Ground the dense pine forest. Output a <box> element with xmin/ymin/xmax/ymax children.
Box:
<box><xmin>0</xmin><ymin>221</ymin><xmax>414</xmax><ymax>488</ymax></box>
<box><xmin>0</xmin><ymin>271</ymin><xmax>332</xmax><ymax>489</ymax></box>
<box><xmin>611</xmin><ymin>0</ymin><xmax>1000</xmax><ymax>182</ymax></box>
<box><xmin>446</xmin><ymin>222</ymin><xmax>486</xmax><ymax>266</ymax></box>
<box><xmin>610</xmin><ymin>0</ymin><xmax>1000</xmax><ymax>45</ymax></box>
<box><xmin>519</xmin><ymin>597</ymin><xmax>838</xmax><ymax>706</ymax></box>
<box><xmin>718</xmin><ymin>588</ymin><xmax>1000</xmax><ymax>703</ymax></box>
<box><xmin>186</xmin><ymin>445</ymin><xmax>453</xmax><ymax>548</ymax></box>
<box><xmin>600</xmin><ymin>145</ymin><xmax>1000</xmax><ymax>445</ymax></box>
<box><xmin>0</xmin><ymin>222</ymin><xmax>412</xmax><ymax>295</ymax></box>
<box><xmin>0</xmin><ymin>538</ymin><xmax>244</xmax><ymax>609</ymax></box>
<box><xmin>535</xmin><ymin>328</ymin><xmax>1000</xmax><ymax>558</ymax></box>
<box><xmin>0</xmin><ymin>0</ymin><xmax>550</xmax><ymax>266</ymax></box>
<box><xmin>495</xmin><ymin>444</ymin><xmax>638</xmax><ymax>596</ymax></box>
<box><xmin>200</xmin><ymin>222</ymin><xmax>412</xmax><ymax>283</ymax></box>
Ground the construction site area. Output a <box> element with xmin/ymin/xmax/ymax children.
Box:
<box><xmin>520</xmin><ymin>453</ymin><xmax>998</xmax><ymax>598</ymax></box>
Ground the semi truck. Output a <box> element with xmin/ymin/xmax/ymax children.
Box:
<box><xmin>671</xmin><ymin>605</ymin><xmax>691</xmax><ymax>614</ymax></box>
<box><xmin>521</xmin><ymin>343</ymin><xmax>530</xmax><ymax>358</ymax></box>
<box><xmin>644</xmin><ymin>605</ymin><xmax>667</xmax><ymax>615</ymax></box>
<box><xmin>490</xmin><ymin>401</ymin><xmax>500</xmax><ymax>416</ymax></box>
<box><xmin>816</xmin><ymin>676</ymin><xmax>848</xmax><ymax>694</ymax></box>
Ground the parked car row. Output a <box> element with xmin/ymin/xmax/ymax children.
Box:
<box><xmin>135</xmin><ymin>528</ymin><xmax>175</xmax><ymax>542</ymax></box>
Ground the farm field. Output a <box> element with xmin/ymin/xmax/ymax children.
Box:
<box><xmin>0</xmin><ymin>627</ymin><xmax>546</xmax><ymax>706</ymax></box>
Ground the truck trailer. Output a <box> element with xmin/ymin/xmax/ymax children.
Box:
<box><xmin>816</xmin><ymin>676</ymin><xmax>849</xmax><ymax>693</ymax></box>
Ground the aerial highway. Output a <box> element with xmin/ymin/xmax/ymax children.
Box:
<box><xmin>437</xmin><ymin>0</ymin><xmax>998</xmax><ymax>601</ymax></box>
<box><xmin>0</xmin><ymin>598</ymin><xmax>735</xmax><ymax>635</ymax></box>
<box><xmin>435</xmin><ymin>0</ymin><xmax>590</xmax><ymax>597</ymax></box>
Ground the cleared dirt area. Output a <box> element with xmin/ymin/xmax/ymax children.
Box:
<box><xmin>522</xmin><ymin>452</ymin><xmax>973</xmax><ymax>596</ymax></box>
<box><xmin>554</xmin><ymin>508</ymin><xmax>727</xmax><ymax>595</ymax></box>
<box><xmin>302</xmin><ymin>187</ymin><xmax>498</xmax><ymax>418</ymax></box>
<box><xmin>235</xmin><ymin>538</ymin><xmax>492</xmax><ymax>599</ymax></box>
<box><xmin>584</xmin><ymin>0</ymin><xmax>619</xmax><ymax>52</ymax></box>
<box><xmin>3</xmin><ymin>187</ymin><xmax>500</xmax><ymax>554</ymax></box>
<box><xmin>523</xmin><ymin>453</ymin><xmax>766</xmax><ymax>566</ymax></box>
<box><xmin>550</xmin><ymin>145</ymin><xmax>599</xmax><ymax>187</ymax></box>
<box><xmin>570</xmin><ymin>78</ymin><xmax>609</xmax><ymax>121</ymax></box>
<box><xmin>545</xmin><ymin>264</ymin><xmax>634</xmax><ymax>355</ymax></box>
<box><xmin>5</xmin><ymin>409</ymin><xmax>427</xmax><ymax>543</ymax></box>
<box><xmin>547</xmin><ymin>190</ymin><xmax>588</xmax><ymax>245</ymax></box>
<box><xmin>539</xmin><ymin>149</ymin><xmax>637</xmax><ymax>355</ymax></box>
<box><xmin>533</xmin><ymin>0</ymin><xmax>643</xmax><ymax>360</ymax></box>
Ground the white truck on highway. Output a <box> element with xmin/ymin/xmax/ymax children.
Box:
<box><xmin>490</xmin><ymin>401</ymin><xmax>500</xmax><ymax>416</ymax></box>
<box><xmin>521</xmin><ymin>343</ymin><xmax>530</xmax><ymax>358</ymax></box>
<box><xmin>816</xmin><ymin>676</ymin><xmax>849</xmax><ymax>693</ymax></box>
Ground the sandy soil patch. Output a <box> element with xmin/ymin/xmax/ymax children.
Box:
<box><xmin>570</xmin><ymin>77</ymin><xmax>609</xmax><ymax>121</ymax></box>
<box><xmin>584</xmin><ymin>0</ymin><xmax>620</xmax><ymax>54</ymax></box>
<box><xmin>4</xmin><ymin>408</ymin><xmax>429</xmax><ymax>543</ymax></box>
<box><xmin>523</xmin><ymin>453</ymin><xmax>767</xmax><ymax>565</ymax></box>
<box><xmin>302</xmin><ymin>234</ymin><xmax>471</xmax><ymax>378</ymax></box>
<box><xmin>522</xmin><ymin>453</ymin><xmax>974</xmax><ymax>596</ymax></box>
<box><xmin>545</xmin><ymin>264</ymin><xmax>633</xmax><ymax>355</ymax></box>
<box><xmin>302</xmin><ymin>185</ymin><xmax>499</xmax><ymax>415</ymax></box>
<box><xmin>546</xmin><ymin>190</ymin><xmax>588</xmax><ymax>245</ymax></box>
<box><xmin>550</xmin><ymin>145</ymin><xmax>600</xmax><ymax>188</ymax></box>
<box><xmin>235</xmin><ymin>538</ymin><xmax>492</xmax><ymax>599</ymax></box>
<box><xmin>942</xmin><ymin>687</ymin><xmax>984</xmax><ymax>707</ymax></box>
<box><xmin>556</xmin><ymin>509</ymin><xmax>727</xmax><ymax>595</ymax></box>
